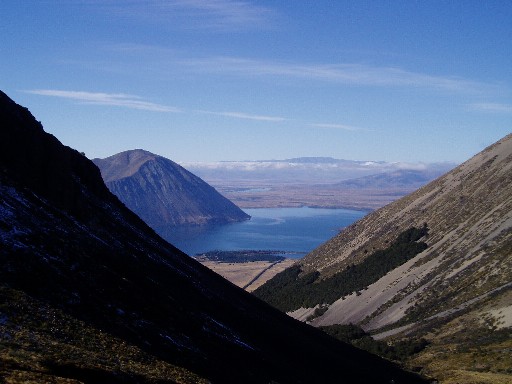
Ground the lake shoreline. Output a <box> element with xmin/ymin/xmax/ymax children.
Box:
<box><xmin>158</xmin><ymin>206</ymin><xmax>367</xmax><ymax>257</ymax></box>
<box><xmin>193</xmin><ymin>249</ymin><xmax>307</xmax><ymax>262</ymax></box>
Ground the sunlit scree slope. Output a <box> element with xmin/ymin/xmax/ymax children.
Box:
<box><xmin>0</xmin><ymin>90</ymin><xmax>428</xmax><ymax>383</ymax></box>
<box><xmin>254</xmin><ymin>133</ymin><xmax>512</xmax><ymax>382</ymax></box>
<box><xmin>256</xmin><ymin>132</ymin><xmax>512</xmax><ymax>350</ymax></box>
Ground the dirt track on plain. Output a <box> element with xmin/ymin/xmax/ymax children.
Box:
<box><xmin>199</xmin><ymin>259</ymin><xmax>296</xmax><ymax>292</ymax></box>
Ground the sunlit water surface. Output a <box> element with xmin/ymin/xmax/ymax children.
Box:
<box><xmin>157</xmin><ymin>207</ymin><xmax>367</xmax><ymax>258</ymax></box>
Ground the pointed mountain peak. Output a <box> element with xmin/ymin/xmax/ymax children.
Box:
<box><xmin>94</xmin><ymin>150</ymin><xmax>250</xmax><ymax>227</ymax></box>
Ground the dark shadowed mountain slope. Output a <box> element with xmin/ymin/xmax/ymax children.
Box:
<box><xmin>255</xmin><ymin>134</ymin><xmax>512</xmax><ymax>383</ymax></box>
<box><xmin>0</xmin><ymin>91</ymin><xmax>428</xmax><ymax>383</ymax></box>
<box><xmin>93</xmin><ymin>150</ymin><xmax>250</xmax><ymax>227</ymax></box>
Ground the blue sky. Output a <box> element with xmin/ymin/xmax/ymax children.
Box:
<box><xmin>1</xmin><ymin>1</ymin><xmax>511</xmax><ymax>163</ymax></box>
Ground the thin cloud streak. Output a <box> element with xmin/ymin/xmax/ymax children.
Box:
<box><xmin>199</xmin><ymin>110</ymin><xmax>288</xmax><ymax>122</ymax></box>
<box><xmin>80</xmin><ymin>0</ymin><xmax>274</xmax><ymax>30</ymax></box>
<box><xmin>201</xmin><ymin>110</ymin><xmax>368</xmax><ymax>131</ymax></box>
<box><xmin>168</xmin><ymin>0</ymin><xmax>274</xmax><ymax>27</ymax></box>
<box><xmin>471</xmin><ymin>102</ymin><xmax>512</xmax><ymax>113</ymax></box>
<box><xmin>24</xmin><ymin>89</ymin><xmax>370</xmax><ymax>132</ymax></box>
<box><xmin>23</xmin><ymin>89</ymin><xmax>359</xmax><ymax>127</ymax></box>
<box><xmin>97</xmin><ymin>46</ymin><xmax>496</xmax><ymax>95</ymax></box>
<box><xmin>25</xmin><ymin>90</ymin><xmax>180</xmax><ymax>112</ymax></box>
<box><xmin>180</xmin><ymin>57</ymin><xmax>494</xmax><ymax>93</ymax></box>
<box><xmin>311</xmin><ymin>123</ymin><xmax>364</xmax><ymax>131</ymax></box>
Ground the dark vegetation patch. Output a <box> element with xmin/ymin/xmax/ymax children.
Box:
<box><xmin>254</xmin><ymin>226</ymin><xmax>429</xmax><ymax>312</ymax></box>
<box><xmin>306</xmin><ymin>304</ymin><xmax>329</xmax><ymax>322</ymax></box>
<box><xmin>320</xmin><ymin>324</ymin><xmax>429</xmax><ymax>363</ymax></box>
<box><xmin>194</xmin><ymin>250</ymin><xmax>287</xmax><ymax>263</ymax></box>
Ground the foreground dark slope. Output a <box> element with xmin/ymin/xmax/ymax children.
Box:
<box><xmin>93</xmin><ymin>150</ymin><xmax>250</xmax><ymax>227</ymax></box>
<box><xmin>0</xmin><ymin>91</ymin><xmax>427</xmax><ymax>383</ymax></box>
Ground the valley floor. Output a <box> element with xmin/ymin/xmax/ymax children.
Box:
<box><xmin>213</xmin><ymin>182</ymin><xmax>414</xmax><ymax>210</ymax></box>
<box><xmin>199</xmin><ymin>258</ymin><xmax>296</xmax><ymax>292</ymax></box>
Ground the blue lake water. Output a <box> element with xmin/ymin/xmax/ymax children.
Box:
<box><xmin>157</xmin><ymin>207</ymin><xmax>367</xmax><ymax>258</ymax></box>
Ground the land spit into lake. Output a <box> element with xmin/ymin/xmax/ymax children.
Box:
<box><xmin>194</xmin><ymin>250</ymin><xmax>298</xmax><ymax>292</ymax></box>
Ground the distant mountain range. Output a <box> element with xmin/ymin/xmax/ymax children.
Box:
<box><xmin>93</xmin><ymin>149</ymin><xmax>250</xmax><ymax>227</ymax></box>
<box><xmin>0</xmin><ymin>91</ymin><xmax>428</xmax><ymax>383</ymax></box>
<box><xmin>255</xmin><ymin>133</ymin><xmax>512</xmax><ymax>383</ymax></box>
<box><xmin>181</xmin><ymin>158</ymin><xmax>455</xmax><ymax>210</ymax></box>
<box><xmin>181</xmin><ymin>157</ymin><xmax>455</xmax><ymax>185</ymax></box>
<box><xmin>333</xmin><ymin>169</ymin><xmax>443</xmax><ymax>189</ymax></box>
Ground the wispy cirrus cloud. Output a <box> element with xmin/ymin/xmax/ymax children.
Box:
<box><xmin>200</xmin><ymin>110</ymin><xmax>369</xmax><ymax>132</ymax></box>
<box><xmin>180</xmin><ymin>56</ymin><xmax>495</xmax><ymax>93</ymax></box>
<box><xmin>25</xmin><ymin>89</ymin><xmax>180</xmax><ymax>112</ymax></box>
<box><xmin>199</xmin><ymin>109</ymin><xmax>368</xmax><ymax>131</ymax></box>
<box><xmin>168</xmin><ymin>0</ymin><xmax>274</xmax><ymax>28</ymax></box>
<box><xmin>470</xmin><ymin>102</ymin><xmax>512</xmax><ymax>113</ymax></box>
<box><xmin>89</xmin><ymin>45</ymin><xmax>497</xmax><ymax>95</ymax></box>
<box><xmin>81</xmin><ymin>0</ymin><xmax>274</xmax><ymax>30</ymax></box>
<box><xmin>25</xmin><ymin>88</ymin><xmax>290</xmax><ymax>122</ymax></box>
<box><xmin>23</xmin><ymin>89</ymin><xmax>370</xmax><ymax>134</ymax></box>
<box><xmin>199</xmin><ymin>110</ymin><xmax>287</xmax><ymax>122</ymax></box>
<box><xmin>310</xmin><ymin>123</ymin><xmax>366</xmax><ymax>131</ymax></box>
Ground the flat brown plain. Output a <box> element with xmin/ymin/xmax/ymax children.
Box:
<box><xmin>199</xmin><ymin>259</ymin><xmax>296</xmax><ymax>292</ymax></box>
<box><xmin>214</xmin><ymin>182</ymin><xmax>414</xmax><ymax>210</ymax></box>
